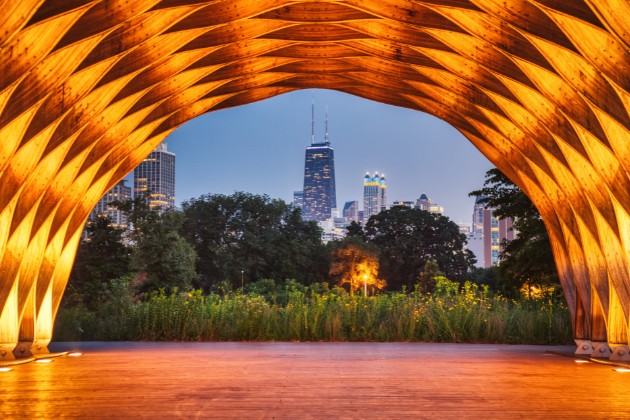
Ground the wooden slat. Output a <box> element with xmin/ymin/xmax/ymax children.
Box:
<box><xmin>1</xmin><ymin>342</ymin><xmax>629</xmax><ymax>417</ymax></box>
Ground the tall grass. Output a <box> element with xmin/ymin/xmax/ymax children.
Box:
<box><xmin>54</xmin><ymin>279</ymin><xmax>572</xmax><ymax>344</ymax></box>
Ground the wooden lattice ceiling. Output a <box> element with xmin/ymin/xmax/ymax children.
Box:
<box><xmin>0</xmin><ymin>0</ymin><xmax>629</xmax><ymax>360</ymax></box>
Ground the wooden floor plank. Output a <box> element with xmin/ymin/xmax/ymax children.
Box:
<box><xmin>1</xmin><ymin>342</ymin><xmax>628</xmax><ymax>418</ymax></box>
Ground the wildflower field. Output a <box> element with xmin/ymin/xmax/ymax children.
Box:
<box><xmin>54</xmin><ymin>278</ymin><xmax>572</xmax><ymax>344</ymax></box>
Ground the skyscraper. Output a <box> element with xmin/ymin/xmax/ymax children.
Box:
<box><xmin>483</xmin><ymin>209</ymin><xmax>514</xmax><ymax>267</ymax></box>
<box><xmin>89</xmin><ymin>180</ymin><xmax>132</xmax><ymax>227</ymax></box>
<box><xmin>363</xmin><ymin>172</ymin><xmax>387</xmax><ymax>220</ymax></box>
<box><xmin>342</xmin><ymin>201</ymin><xmax>359</xmax><ymax>222</ymax></box>
<box><xmin>391</xmin><ymin>200</ymin><xmax>415</xmax><ymax>208</ymax></box>
<box><xmin>293</xmin><ymin>190</ymin><xmax>304</xmax><ymax>209</ymax></box>
<box><xmin>415</xmin><ymin>193</ymin><xmax>444</xmax><ymax>214</ymax></box>
<box><xmin>472</xmin><ymin>195</ymin><xmax>485</xmax><ymax>233</ymax></box>
<box><xmin>466</xmin><ymin>195</ymin><xmax>514</xmax><ymax>267</ymax></box>
<box><xmin>379</xmin><ymin>174</ymin><xmax>387</xmax><ymax>212</ymax></box>
<box><xmin>302</xmin><ymin>103</ymin><xmax>337</xmax><ymax>221</ymax></box>
<box><xmin>465</xmin><ymin>195</ymin><xmax>486</xmax><ymax>266</ymax></box>
<box><xmin>134</xmin><ymin>142</ymin><xmax>176</xmax><ymax>210</ymax></box>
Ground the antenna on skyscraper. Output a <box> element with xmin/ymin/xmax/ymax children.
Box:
<box><xmin>311</xmin><ymin>97</ymin><xmax>315</xmax><ymax>145</ymax></box>
<box><xmin>325</xmin><ymin>105</ymin><xmax>329</xmax><ymax>143</ymax></box>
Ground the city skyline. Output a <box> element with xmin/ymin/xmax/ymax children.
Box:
<box><xmin>161</xmin><ymin>89</ymin><xmax>493</xmax><ymax>224</ymax></box>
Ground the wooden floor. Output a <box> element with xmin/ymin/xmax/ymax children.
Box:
<box><xmin>1</xmin><ymin>342</ymin><xmax>629</xmax><ymax>418</ymax></box>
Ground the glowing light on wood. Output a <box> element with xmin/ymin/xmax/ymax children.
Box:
<box><xmin>0</xmin><ymin>0</ymin><xmax>628</xmax><ymax>360</ymax></box>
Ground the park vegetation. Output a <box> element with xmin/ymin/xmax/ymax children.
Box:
<box><xmin>55</xmin><ymin>277</ymin><xmax>570</xmax><ymax>343</ymax></box>
<box><xmin>57</xmin><ymin>171</ymin><xmax>570</xmax><ymax>343</ymax></box>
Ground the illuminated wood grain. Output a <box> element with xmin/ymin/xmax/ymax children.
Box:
<box><xmin>3</xmin><ymin>342</ymin><xmax>630</xmax><ymax>417</ymax></box>
<box><xmin>0</xmin><ymin>1</ymin><xmax>628</xmax><ymax>359</ymax></box>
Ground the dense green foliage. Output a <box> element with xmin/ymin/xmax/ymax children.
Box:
<box><xmin>67</xmin><ymin>216</ymin><xmax>131</xmax><ymax>309</ymax></box>
<box><xmin>54</xmin><ymin>278</ymin><xmax>571</xmax><ymax>344</ymax></box>
<box><xmin>132</xmin><ymin>209</ymin><xmax>197</xmax><ymax>294</ymax></box>
<box><xmin>357</xmin><ymin>206</ymin><xmax>476</xmax><ymax>290</ymax></box>
<box><xmin>417</xmin><ymin>259</ymin><xmax>445</xmax><ymax>294</ymax></box>
<box><xmin>68</xmin><ymin>195</ymin><xmax>198</xmax><ymax>303</ymax></box>
<box><xmin>70</xmin><ymin>192</ymin><xmax>480</xmax><ymax>300</ymax></box>
<box><xmin>180</xmin><ymin>192</ymin><xmax>329</xmax><ymax>291</ymax></box>
<box><xmin>113</xmin><ymin>195</ymin><xmax>197</xmax><ymax>294</ymax></box>
<box><xmin>469</xmin><ymin>169</ymin><xmax>559</xmax><ymax>296</ymax></box>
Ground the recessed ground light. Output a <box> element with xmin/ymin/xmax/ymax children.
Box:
<box><xmin>614</xmin><ymin>368</ymin><xmax>630</xmax><ymax>373</ymax></box>
<box><xmin>35</xmin><ymin>359</ymin><xmax>52</xmax><ymax>363</ymax></box>
<box><xmin>0</xmin><ymin>367</ymin><xmax>12</xmax><ymax>372</ymax></box>
<box><xmin>68</xmin><ymin>352</ymin><xmax>82</xmax><ymax>357</ymax></box>
<box><xmin>574</xmin><ymin>360</ymin><xmax>590</xmax><ymax>363</ymax></box>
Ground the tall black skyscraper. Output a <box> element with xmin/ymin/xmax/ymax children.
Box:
<box><xmin>302</xmin><ymin>103</ymin><xmax>337</xmax><ymax>221</ymax></box>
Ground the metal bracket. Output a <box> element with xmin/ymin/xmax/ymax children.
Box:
<box><xmin>0</xmin><ymin>344</ymin><xmax>17</xmax><ymax>362</ymax></box>
<box><xmin>31</xmin><ymin>341</ymin><xmax>50</xmax><ymax>355</ymax></box>
<box><xmin>610</xmin><ymin>345</ymin><xmax>630</xmax><ymax>362</ymax></box>
<box><xmin>574</xmin><ymin>339</ymin><xmax>594</xmax><ymax>355</ymax></box>
<box><xmin>12</xmin><ymin>342</ymin><xmax>34</xmax><ymax>359</ymax></box>
<box><xmin>590</xmin><ymin>342</ymin><xmax>611</xmax><ymax>358</ymax></box>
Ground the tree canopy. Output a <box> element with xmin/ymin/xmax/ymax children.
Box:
<box><xmin>359</xmin><ymin>206</ymin><xmax>475</xmax><ymax>290</ymax></box>
<box><xmin>469</xmin><ymin>168</ymin><xmax>559</xmax><ymax>296</ymax></box>
<box><xmin>179</xmin><ymin>192</ymin><xmax>329</xmax><ymax>290</ymax></box>
<box><xmin>114</xmin><ymin>195</ymin><xmax>197</xmax><ymax>294</ymax></box>
<box><xmin>67</xmin><ymin>215</ymin><xmax>131</xmax><ymax>308</ymax></box>
<box><xmin>70</xmin><ymin>191</ymin><xmax>487</xmax><ymax>305</ymax></box>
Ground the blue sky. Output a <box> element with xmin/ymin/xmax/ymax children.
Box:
<box><xmin>160</xmin><ymin>89</ymin><xmax>493</xmax><ymax>225</ymax></box>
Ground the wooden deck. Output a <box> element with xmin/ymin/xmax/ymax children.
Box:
<box><xmin>1</xmin><ymin>342</ymin><xmax>629</xmax><ymax>418</ymax></box>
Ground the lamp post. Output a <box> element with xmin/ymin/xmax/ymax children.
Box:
<box><xmin>241</xmin><ymin>270</ymin><xmax>244</xmax><ymax>290</ymax></box>
<box><xmin>363</xmin><ymin>274</ymin><xmax>368</xmax><ymax>297</ymax></box>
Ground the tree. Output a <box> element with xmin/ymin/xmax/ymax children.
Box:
<box><xmin>345</xmin><ymin>221</ymin><xmax>365</xmax><ymax>239</ymax></box>
<box><xmin>114</xmin><ymin>196</ymin><xmax>197</xmax><ymax>294</ymax></box>
<box><xmin>133</xmin><ymin>210</ymin><xmax>197</xmax><ymax>293</ymax></box>
<box><xmin>180</xmin><ymin>192</ymin><xmax>328</xmax><ymax>290</ymax></box>
<box><xmin>329</xmin><ymin>238</ymin><xmax>386</xmax><ymax>295</ymax></box>
<box><xmin>364</xmin><ymin>206</ymin><xmax>475</xmax><ymax>290</ymax></box>
<box><xmin>416</xmin><ymin>259</ymin><xmax>444</xmax><ymax>294</ymax></box>
<box><xmin>469</xmin><ymin>168</ymin><xmax>559</xmax><ymax>296</ymax></box>
<box><xmin>67</xmin><ymin>215</ymin><xmax>132</xmax><ymax>309</ymax></box>
<box><xmin>468</xmin><ymin>266</ymin><xmax>500</xmax><ymax>291</ymax></box>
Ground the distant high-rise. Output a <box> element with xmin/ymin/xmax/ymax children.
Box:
<box><xmin>392</xmin><ymin>200</ymin><xmax>415</xmax><ymax>208</ymax></box>
<box><xmin>302</xmin><ymin>103</ymin><xmax>337</xmax><ymax>221</ymax></box>
<box><xmin>465</xmin><ymin>195</ymin><xmax>486</xmax><ymax>266</ymax></box>
<box><xmin>472</xmin><ymin>195</ymin><xmax>485</xmax><ymax>234</ymax></box>
<box><xmin>363</xmin><ymin>172</ymin><xmax>387</xmax><ymax>220</ymax></box>
<box><xmin>379</xmin><ymin>175</ymin><xmax>387</xmax><ymax>212</ymax></box>
<box><xmin>483</xmin><ymin>209</ymin><xmax>514</xmax><ymax>267</ymax></box>
<box><xmin>134</xmin><ymin>142</ymin><xmax>175</xmax><ymax>210</ymax></box>
<box><xmin>89</xmin><ymin>180</ymin><xmax>132</xmax><ymax>227</ymax></box>
<box><xmin>342</xmin><ymin>201</ymin><xmax>359</xmax><ymax>222</ymax></box>
<box><xmin>466</xmin><ymin>195</ymin><xmax>514</xmax><ymax>267</ymax></box>
<box><xmin>415</xmin><ymin>193</ymin><xmax>444</xmax><ymax>214</ymax></box>
<box><xmin>293</xmin><ymin>191</ymin><xmax>304</xmax><ymax>209</ymax></box>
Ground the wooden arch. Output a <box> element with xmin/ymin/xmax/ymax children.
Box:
<box><xmin>0</xmin><ymin>0</ymin><xmax>628</xmax><ymax>361</ymax></box>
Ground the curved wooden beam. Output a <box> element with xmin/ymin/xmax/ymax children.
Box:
<box><xmin>0</xmin><ymin>0</ymin><xmax>628</xmax><ymax>360</ymax></box>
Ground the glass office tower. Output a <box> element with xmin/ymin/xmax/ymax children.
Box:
<box><xmin>363</xmin><ymin>172</ymin><xmax>387</xmax><ymax>220</ymax></box>
<box><xmin>89</xmin><ymin>180</ymin><xmax>132</xmax><ymax>227</ymax></box>
<box><xmin>134</xmin><ymin>142</ymin><xmax>175</xmax><ymax>210</ymax></box>
<box><xmin>302</xmin><ymin>141</ymin><xmax>337</xmax><ymax>221</ymax></box>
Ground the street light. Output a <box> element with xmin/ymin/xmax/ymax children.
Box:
<box><xmin>363</xmin><ymin>274</ymin><xmax>368</xmax><ymax>297</ymax></box>
<box><xmin>241</xmin><ymin>270</ymin><xmax>244</xmax><ymax>290</ymax></box>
